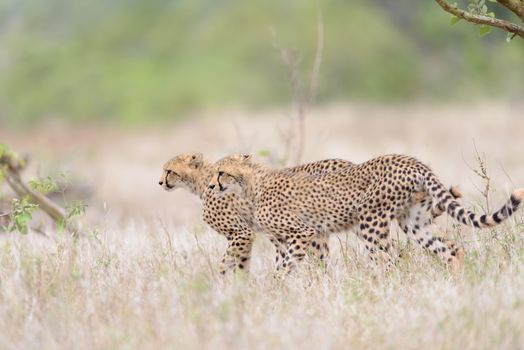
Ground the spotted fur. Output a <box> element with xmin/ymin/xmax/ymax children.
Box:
<box><xmin>159</xmin><ymin>153</ymin><xmax>354</xmax><ymax>273</ymax></box>
<box><xmin>210</xmin><ymin>154</ymin><xmax>523</xmax><ymax>273</ymax></box>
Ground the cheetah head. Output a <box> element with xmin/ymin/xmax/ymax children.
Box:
<box><xmin>159</xmin><ymin>153</ymin><xmax>204</xmax><ymax>192</ymax></box>
<box><xmin>208</xmin><ymin>154</ymin><xmax>252</xmax><ymax>196</ymax></box>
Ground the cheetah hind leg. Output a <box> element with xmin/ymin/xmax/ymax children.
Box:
<box><xmin>357</xmin><ymin>207</ymin><xmax>396</xmax><ymax>272</ymax></box>
<box><xmin>307</xmin><ymin>233</ymin><xmax>329</xmax><ymax>267</ymax></box>
<box><xmin>398</xmin><ymin>197</ymin><xmax>464</xmax><ymax>275</ymax></box>
<box><xmin>269</xmin><ymin>236</ymin><xmax>287</xmax><ymax>269</ymax></box>
<box><xmin>429</xmin><ymin>185</ymin><xmax>462</xmax><ymax>219</ymax></box>
<box><xmin>276</xmin><ymin>227</ymin><xmax>318</xmax><ymax>274</ymax></box>
<box><xmin>270</xmin><ymin>233</ymin><xmax>328</xmax><ymax>271</ymax></box>
<box><xmin>410</xmin><ymin>186</ymin><xmax>462</xmax><ymax>219</ymax></box>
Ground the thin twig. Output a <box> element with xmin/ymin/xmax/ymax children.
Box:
<box><xmin>157</xmin><ymin>217</ymin><xmax>176</xmax><ymax>265</ymax></box>
<box><xmin>472</xmin><ymin>141</ymin><xmax>491</xmax><ymax>212</ymax></box>
<box><xmin>30</xmin><ymin>225</ymin><xmax>50</xmax><ymax>238</ymax></box>
<box><xmin>461</xmin><ymin>141</ymin><xmax>492</xmax><ymax>213</ymax></box>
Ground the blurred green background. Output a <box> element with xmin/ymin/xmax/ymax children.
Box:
<box><xmin>0</xmin><ymin>0</ymin><xmax>523</xmax><ymax>126</ymax></box>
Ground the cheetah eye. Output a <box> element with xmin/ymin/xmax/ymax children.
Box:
<box><xmin>166</xmin><ymin>170</ymin><xmax>172</xmax><ymax>175</ymax></box>
<box><xmin>218</xmin><ymin>171</ymin><xmax>224</xmax><ymax>177</ymax></box>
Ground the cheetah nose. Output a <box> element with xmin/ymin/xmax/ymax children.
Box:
<box><xmin>209</xmin><ymin>184</ymin><xmax>215</xmax><ymax>190</ymax></box>
<box><xmin>158</xmin><ymin>181</ymin><xmax>163</xmax><ymax>186</ymax></box>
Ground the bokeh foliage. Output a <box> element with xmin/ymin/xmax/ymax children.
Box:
<box><xmin>0</xmin><ymin>0</ymin><xmax>523</xmax><ymax>125</ymax></box>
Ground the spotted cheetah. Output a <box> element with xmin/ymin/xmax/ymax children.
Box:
<box><xmin>209</xmin><ymin>154</ymin><xmax>523</xmax><ymax>273</ymax></box>
<box><xmin>159</xmin><ymin>153</ymin><xmax>355</xmax><ymax>273</ymax></box>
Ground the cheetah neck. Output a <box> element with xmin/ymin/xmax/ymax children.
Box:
<box><xmin>187</xmin><ymin>161</ymin><xmax>214</xmax><ymax>199</ymax></box>
<box><xmin>240</xmin><ymin>164</ymin><xmax>271</xmax><ymax>204</ymax></box>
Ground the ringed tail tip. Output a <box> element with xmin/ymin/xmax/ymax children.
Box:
<box><xmin>449</xmin><ymin>185</ymin><xmax>462</xmax><ymax>199</ymax></box>
<box><xmin>511</xmin><ymin>188</ymin><xmax>524</xmax><ymax>202</ymax></box>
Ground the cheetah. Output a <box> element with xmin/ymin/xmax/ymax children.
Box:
<box><xmin>159</xmin><ymin>153</ymin><xmax>355</xmax><ymax>273</ymax></box>
<box><xmin>209</xmin><ymin>154</ymin><xmax>523</xmax><ymax>273</ymax></box>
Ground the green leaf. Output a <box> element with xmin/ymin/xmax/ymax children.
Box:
<box><xmin>56</xmin><ymin>218</ymin><xmax>66</xmax><ymax>232</ymax></box>
<box><xmin>450</xmin><ymin>15</ymin><xmax>461</xmax><ymax>25</ymax></box>
<box><xmin>17</xmin><ymin>224</ymin><xmax>28</xmax><ymax>234</ymax></box>
<box><xmin>15</xmin><ymin>215</ymin><xmax>29</xmax><ymax>234</ymax></box>
<box><xmin>258</xmin><ymin>149</ymin><xmax>270</xmax><ymax>157</ymax></box>
<box><xmin>66</xmin><ymin>200</ymin><xmax>87</xmax><ymax>219</ymax></box>
<box><xmin>8</xmin><ymin>197</ymin><xmax>38</xmax><ymax>234</ymax></box>
<box><xmin>487</xmin><ymin>11</ymin><xmax>495</xmax><ymax>18</ymax></box>
<box><xmin>29</xmin><ymin>176</ymin><xmax>60</xmax><ymax>194</ymax></box>
<box><xmin>19</xmin><ymin>212</ymin><xmax>31</xmax><ymax>223</ymax></box>
<box><xmin>479</xmin><ymin>25</ymin><xmax>492</xmax><ymax>36</ymax></box>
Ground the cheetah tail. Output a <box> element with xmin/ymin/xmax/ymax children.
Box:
<box><xmin>431</xmin><ymin>185</ymin><xmax>462</xmax><ymax>219</ymax></box>
<box><xmin>424</xmin><ymin>175</ymin><xmax>524</xmax><ymax>228</ymax></box>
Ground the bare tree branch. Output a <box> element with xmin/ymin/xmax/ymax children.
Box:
<box><xmin>294</xmin><ymin>14</ymin><xmax>324</xmax><ymax>166</ymax></box>
<box><xmin>497</xmin><ymin>0</ymin><xmax>524</xmax><ymax>22</ymax></box>
<box><xmin>434</xmin><ymin>0</ymin><xmax>524</xmax><ymax>39</ymax></box>
<box><xmin>271</xmin><ymin>14</ymin><xmax>324</xmax><ymax>166</ymax></box>
<box><xmin>308</xmin><ymin>14</ymin><xmax>324</xmax><ymax>104</ymax></box>
<box><xmin>5</xmin><ymin>174</ymin><xmax>66</xmax><ymax>224</ymax></box>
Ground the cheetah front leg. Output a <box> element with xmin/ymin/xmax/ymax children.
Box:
<box><xmin>219</xmin><ymin>229</ymin><xmax>255</xmax><ymax>275</ymax></box>
<box><xmin>273</xmin><ymin>226</ymin><xmax>318</xmax><ymax>273</ymax></box>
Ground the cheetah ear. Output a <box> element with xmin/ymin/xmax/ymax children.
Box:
<box><xmin>240</xmin><ymin>154</ymin><xmax>253</xmax><ymax>163</ymax></box>
<box><xmin>188</xmin><ymin>152</ymin><xmax>204</xmax><ymax>169</ymax></box>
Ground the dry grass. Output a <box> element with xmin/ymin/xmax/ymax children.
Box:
<box><xmin>1</xmin><ymin>213</ymin><xmax>524</xmax><ymax>349</ymax></box>
<box><xmin>1</xmin><ymin>104</ymin><xmax>524</xmax><ymax>349</ymax></box>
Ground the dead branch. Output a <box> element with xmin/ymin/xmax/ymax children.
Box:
<box><xmin>271</xmin><ymin>33</ymin><xmax>302</xmax><ymax>166</ymax></box>
<box><xmin>308</xmin><ymin>14</ymin><xmax>324</xmax><ymax>104</ymax></box>
<box><xmin>434</xmin><ymin>0</ymin><xmax>524</xmax><ymax>39</ymax></box>
<box><xmin>271</xmin><ymin>13</ymin><xmax>324</xmax><ymax>166</ymax></box>
<box><xmin>295</xmin><ymin>14</ymin><xmax>324</xmax><ymax>165</ymax></box>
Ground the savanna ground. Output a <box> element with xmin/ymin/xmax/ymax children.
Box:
<box><xmin>1</xmin><ymin>104</ymin><xmax>524</xmax><ymax>349</ymax></box>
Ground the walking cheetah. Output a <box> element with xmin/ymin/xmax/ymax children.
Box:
<box><xmin>159</xmin><ymin>153</ymin><xmax>354</xmax><ymax>273</ymax></box>
<box><xmin>209</xmin><ymin>154</ymin><xmax>523</xmax><ymax>273</ymax></box>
